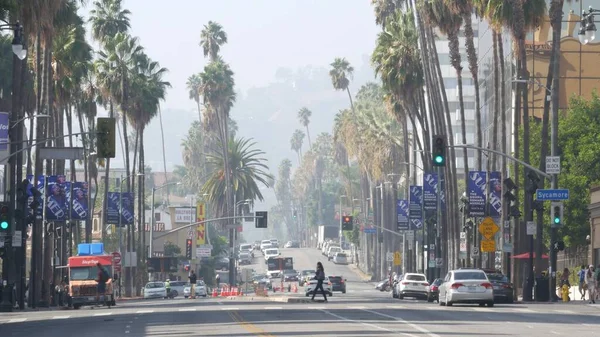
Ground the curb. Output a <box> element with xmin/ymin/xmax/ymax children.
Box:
<box><xmin>349</xmin><ymin>264</ymin><xmax>373</xmax><ymax>282</ymax></box>
<box><xmin>117</xmin><ymin>297</ymin><xmax>143</xmax><ymax>301</ymax></box>
<box><xmin>267</xmin><ymin>296</ymin><xmax>312</xmax><ymax>304</ymax></box>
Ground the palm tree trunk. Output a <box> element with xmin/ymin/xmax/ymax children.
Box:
<box><xmin>305</xmin><ymin>126</ymin><xmax>312</xmax><ymax>150</ymax></box>
<box><xmin>491</xmin><ymin>32</ymin><xmax>500</xmax><ymax>171</ymax></box>
<box><xmin>122</xmin><ymin>113</ymin><xmax>131</xmax><ymax>192</ymax></box>
<box><xmin>158</xmin><ymin>106</ymin><xmax>170</xmax><ymax>204</ymax></box>
<box><xmin>463</xmin><ymin>14</ymin><xmax>483</xmax><ymax>171</ymax></box>
<box><xmin>43</xmin><ymin>43</ymin><xmax>54</xmax><ymax>306</ymax></box>
<box><xmin>346</xmin><ymin>87</ymin><xmax>355</xmax><ymax>112</ymax></box>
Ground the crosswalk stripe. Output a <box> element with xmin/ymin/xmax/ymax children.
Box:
<box><xmin>264</xmin><ymin>306</ymin><xmax>283</xmax><ymax>310</ymax></box>
<box><xmin>136</xmin><ymin>310</ymin><xmax>154</xmax><ymax>314</ymax></box>
<box><xmin>52</xmin><ymin>316</ymin><xmax>70</xmax><ymax>319</ymax></box>
<box><xmin>308</xmin><ymin>306</ymin><xmax>325</xmax><ymax>309</ymax></box>
<box><xmin>93</xmin><ymin>312</ymin><xmax>112</xmax><ymax>316</ymax></box>
<box><xmin>178</xmin><ymin>308</ymin><xmax>197</xmax><ymax>312</ymax></box>
<box><xmin>220</xmin><ymin>307</ymin><xmax>239</xmax><ymax>310</ymax></box>
<box><xmin>348</xmin><ymin>306</ymin><xmax>366</xmax><ymax>309</ymax></box>
<box><xmin>385</xmin><ymin>305</ymin><xmax>406</xmax><ymax>309</ymax></box>
<box><xmin>8</xmin><ymin>318</ymin><xmax>27</xmax><ymax>323</ymax></box>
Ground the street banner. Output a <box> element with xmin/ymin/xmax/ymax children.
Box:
<box><xmin>71</xmin><ymin>182</ymin><xmax>89</xmax><ymax>220</ymax></box>
<box><xmin>46</xmin><ymin>175</ymin><xmax>69</xmax><ymax>221</ymax></box>
<box><xmin>409</xmin><ymin>186</ymin><xmax>423</xmax><ymax>230</ymax></box>
<box><xmin>488</xmin><ymin>171</ymin><xmax>502</xmax><ymax>218</ymax></box>
<box><xmin>196</xmin><ymin>202</ymin><xmax>206</xmax><ymax>245</ymax></box>
<box><xmin>423</xmin><ymin>173</ymin><xmax>438</xmax><ymax>211</ymax></box>
<box><xmin>396</xmin><ymin>199</ymin><xmax>409</xmax><ymax>231</ymax></box>
<box><xmin>107</xmin><ymin>192</ymin><xmax>134</xmax><ymax>225</ymax></box>
<box><xmin>468</xmin><ymin>171</ymin><xmax>487</xmax><ymax>217</ymax></box>
<box><xmin>0</xmin><ymin>112</ymin><xmax>8</xmax><ymax>165</ymax></box>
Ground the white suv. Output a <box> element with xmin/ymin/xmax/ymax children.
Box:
<box><xmin>396</xmin><ymin>273</ymin><xmax>429</xmax><ymax>300</ymax></box>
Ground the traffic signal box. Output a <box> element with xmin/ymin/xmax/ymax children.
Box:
<box><xmin>185</xmin><ymin>239</ymin><xmax>192</xmax><ymax>259</ymax></box>
<box><xmin>96</xmin><ymin>117</ymin><xmax>116</xmax><ymax>158</ymax></box>
<box><xmin>255</xmin><ymin>211</ymin><xmax>268</xmax><ymax>228</ymax></box>
<box><xmin>0</xmin><ymin>202</ymin><xmax>11</xmax><ymax>233</ymax></box>
<box><xmin>432</xmin><ymin>135</ymin><xmax>446</xmax><ymax>167</ymax></box>
<box><xmin>342</xmin><ymin>216</ymin><xmax>353</xmax><ymax>231</ymax></box>
<box><xmin>551</xmin><ymin>202</ymin><xmax>563</xmax><ymax>227</ymax></box>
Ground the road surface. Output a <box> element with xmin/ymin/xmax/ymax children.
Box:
<box><xmin>1</xmin><ymin>248</ymin><xmax>598</xmax><ymax>336</ymax></box>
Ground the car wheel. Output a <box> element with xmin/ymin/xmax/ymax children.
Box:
<box><xmin>342</xmin><ymin>290</ymin><xmax>346</xmax><ymax>294</ymax></box>
<box><xmin>446</xmin><ymin>294</ymin><xmax>453</xmax><ymax>306</ymax></box>
<box><xmin>393</xmin><ymin>291</ymin><xmax>398</xmax><ymax>298</ymax></box>
<box><xmin>73</xmin><ymin>304</ymin><xmax>81</xmax><ymax>309</ymax></box>
<box><xmin>398</xmin><ymin>294</ymin><xmax>404</xmax><ymax>300</ymax></box>
<box><xmin>439</xmin><ymin>296</ymin><xmax>445</xmax><ymax>306</ymax></box>
<box><xmin>427</xmin><ymin>296</ymin><xmax>433</xmax><ymax>303</ymax></box>
<box><xmin>486</xmin><ymin>302</ymin><xmax>494</xmax><ymax>307</ymax></box>
<box><xmin>171</xmin><ymin>290</ymin><xmax>178</xmax><ymax>298</ymax></box>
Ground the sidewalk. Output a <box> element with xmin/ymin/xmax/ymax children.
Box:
<box><xmin>349</xmin><ymin>263</ymin><xmax>373</xmax><ymax>282</ymax></box>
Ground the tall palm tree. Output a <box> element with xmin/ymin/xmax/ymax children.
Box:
<box><xmin>200</xmin><ymin>21</ymin><xmax>228</xmax><ymax>61</ymax></box>
<box><xmin>186</xmin><ymin>73</ymin><xmax>202</xmax><ymax>122</ymax></box>
<box><xmin>297</xmin><ymin>107</ymin><xmax>312</xmax><ymax>150</ymax></box>
<box><xmin>202</xmin><ymin>137</ymin><xmax>273</xmax><ymax>217</ymax></box>
<box><xmin>290</xmin><ymin>129</ymin><xmax>305</xmax><ymax>164</ymax></box>
<box><xmin>329</xmin><ymin>57</ymin><xmax>355</xmax><ymax>110</ymax></box>
<box><xmin>89</xmin><ymin>0</ymin><xmax>131</xmax><ymax>46</ymax></box>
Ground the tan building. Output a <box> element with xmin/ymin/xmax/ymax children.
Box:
<box><xmin>588</xmin><ymin>186</ymin><xmax>600</xmax><ymax>266</ymax></box>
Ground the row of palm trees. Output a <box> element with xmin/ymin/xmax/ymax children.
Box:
<box><xmin>2</xmin><ymin>0</ymin><xmax>170</xmax><ymax>302</ymax></box>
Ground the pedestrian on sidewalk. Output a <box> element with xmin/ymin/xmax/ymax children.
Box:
<box><xmin>578</xmin><ymin>265</ymin><xmax>587</xmax><ymax>301</ymax></box>
<box><xmin>584</xmin><ymin>265</ymin><xmax>596</xmax><ymax>304</ymax></box>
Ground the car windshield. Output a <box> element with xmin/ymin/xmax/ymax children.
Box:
<box><xmin>284</xmin><ymin>270</ymin><xmax>297</xmax><ymax>275</ymax></box>
<box><xmin>265</xmin><ymin>249</ymin><xmax>278</xmax><ymax>255</ymax></box>
<box><xmin>432</xmin><ymin>278</ymin><xmax>443</xmax><ymax>286</ymax></box>
<box><xmin>454</xmin><ymin>272</ymin><xmax>487</xmax><ymax>280</ymax></box>
<box><xmin>486</xmin><ymin>273</ymin><xmax>509</xmax><ymax>282</ymax></box>
<box><xmin>329</xmin><ymin>276</ymin><xmax>342</xmax><ymax>282</ymax></box>
<box><xmin>145</xmin><ymin>282</ymin><xmax>164</xmax><ymax>289</ymax></box>
<box><xmin>302</xmin><ymin>270</ymin><xmax>316</xmax><ymax>275</ymax></box>
<box><xmin>70</xmin><ymin>266</ymin><xmax>112</xmax><ymax>281</ymax></box>
<box><xmin>405</xmin><ymin>274</ymin><xmax>426</xmax><ymax>281</ymax></box>
<box><xmin>254</xmin><ymin>275</ymin><xmax>268</xmax><ymax>280</ymax></box>
<box><xmin>336</xmin><ymin>253</ymin><xmax>347</xmax><ymax>257</ymax></box>
<box><xmin>261</xmin><ymin>240</ymin><xmax>271</xmax><ymax>244</ymax></box>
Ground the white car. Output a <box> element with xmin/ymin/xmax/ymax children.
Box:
<box><xmin>263</xmin><ymin>248</ymin><xmax>280</xmax><ymax>262</ymax></box>
<box><xmin>327</xmin><ymin>246</ymin><xmax>342</xmax><ymax>260</ymax></box>
<box><xmin>239</xmin><ymin>243</ymin><xmax>254</xmax><ymax>257</ymax></box>
<box><xmin>438</xmin><ymin>269</ymin><xmax>495</xmax><ymax>307</ymax></box>
<box><xmin>169</xmin><ymin>281</ymin><xmax>187</xmax><ymax>298</ymax></box>
<box><xmin>270</xmin><ymin>239</ymin><xmax>279</xmax><ymax>247</ymax></box>
<box><xmin>184</xmin><ymin>280</ymin><xmax>207</xmax><ymax>298</ymax></box>
<box><xmin>332</xmin><ymin>252</ymin><xmax>348</xmax><ymax>264</ymax></box>
<box><xmin>395</xmin><ymin>273</ymin><xmax>429</xmax><ymax>300</ymax></box>
<box><xmin>305</xmin><ymin>276</ymin><xmax>333</xmax><ymax>297</ymax></box>
<box><xmin>284</xmin><ymin>241</ymin><xmax>293</xmax><ymax>248</ymax></box>
<box><xmin>260</xmin><ymin>240</ymin><xmax>272</xmax><ymax>251</ymax></box>
<box><xmin>143</xmin><ymin>282</ymin><xmax>167</xmax><ymax>299</ymax></box>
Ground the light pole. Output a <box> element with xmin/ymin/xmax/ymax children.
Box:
<box><xmin>0</xmin><ymin>20</ymin><xmax>26</xmax><ymax>59</ymax></box>
<box><xmin>339</xmin><ymin>195</ymin><xmax>347</xmax><ymax>245</ymax></box>
<box><xmin>117</xmin><ymin>173</ymin><xmax>143</xmax><ymax>298</ymax></box>
<box><xmin>230</xmin><ymin>197</ymin><xmax>251</xmax><ymax>286</ymax></box>
<box><xmin>578</xmin><ymin>7</ymin><xmax>598</xmax><ymax>45</ymax></box>
<box><xmin>10</xmin><ymin>114</ymin><xmax>49</xmax><ymax>130</ymax></box>
<box><xmin>149</xmin><ymin>181</ymin><xmax>181</xmax><ymax>261</ymax></box>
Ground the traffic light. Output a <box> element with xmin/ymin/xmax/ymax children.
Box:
<box><xmin>255</xmin><ymin>211</ymin><xmax>268</xmax><ymax>228</ymax></box>
<box><xmin>96</xmin><ymin>117</ymin><xmax>116</xmax><ymax>158</ymax></box>
<box><xmin>551</xmin><ymin>202</ymin><xmax>563</xmax><ymax>227</ymax></box>
<box><xmin>553</xmin><ymin>240</ymin><xmax>565</xmax><ymax>251</ymax></box>
<box><xmin>185</xmin><ymin>239</ymin><xmax>192</xmax><ymax>259</ymax></box>
<box><xmin>184</xmin><ymin>265</ymin><xmax>190</xmax><ymax>272</ymax></box>
<box><xmin>0</xmin><ymin>202</ymin><xmax>10</xmax><ymax>233</ymax></box>
<box><xmin>342</xmin><ymin>216</ymin><xmax>353</xmax><ymax>231</ymax></box>
<box><xmin>432</xmin><ymin>135</ymin><xmax>446</xmax><ymax>166</ymax></box>
<box><xmin>293</xmin><ymin>210</ymin><xmax>297</xmax><ymax>219</ymax></box>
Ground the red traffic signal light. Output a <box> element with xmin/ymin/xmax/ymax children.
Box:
<box><xmin>342</xmin><ymin>216</ymin><xmax>353</xmax><ymax>231</ymax></box>
<box><xmin>343</xmin><ymin>216</ymin><xmax>350</xmax><ymax>222</ymax></box>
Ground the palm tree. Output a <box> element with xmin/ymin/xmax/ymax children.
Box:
<box><xmin>297</xmin><ymin>107</ymin><xmax>312</xmax><ymax>150</ymax></box>
<box><xmin>89</xmin><ymin>0</ymin><xmax>131</xmax><ymax>46</ymax></box>
<box><xmin>290</xmin><ymin>129</ymin><xmax>305</xmax><ymax>164</ymax></box>
<box><xmin>200</xmin><ymin>21</ymin><xmax>228</xmax><ymax>61</ymax></box>
<box><xmin>202</xmin><ymin>137</ymin><xmax>273</xmax><ymax>218</ymax></box>
<box><xmin>329</xmin><ymin>57</ymin><xmax>355</xmax><ymax>110</ymax></box>
<box><xmin>186</xmin><ymin>73</ymin><xmax>203</xmax><ymax>122</ymax></box>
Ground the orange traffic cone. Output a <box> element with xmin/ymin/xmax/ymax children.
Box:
<box><xmin>212</xmin><ymin>288</ymin><xmax>218</xmax><ymax>297</ymax></box>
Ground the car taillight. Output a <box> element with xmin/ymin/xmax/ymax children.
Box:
<box><xmin>502</xmin><ymin>284</ymin><xmax>513</xmax><ymax>289</ymax></box>
<box><xmin>422</xmin><ymin>282</ymin><xmax>429</xmax><ymax>286</ymax></box>
<box><xmin>431</xmin><ymin>286</ymin><xmax>438</xmax><ymax>291</ymax></box>
<box><xmin>402</xmin><ymin>282</ymin><xmax>409</xmax><ymax>285</ymax></box>
<box><xmin>450</xmin><ymin>283</ymin><xmax>463</xmax><ymax>289</ymax></box>
<box><xmin>340</xmin><ymin>280</ymin><xmax>344</xmax><ymax>283</ymax></box>
<box><xmin>328</xmin><ymin>282</ymin><xmax>332</xmax><ymax>285</ymax></box>
<box><xmin>481</xmin><ymin>282</ymin><xmax>493</xmax><ymax>289</ymax></box>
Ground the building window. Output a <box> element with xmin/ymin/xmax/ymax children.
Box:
<box><xmin>438</xmin><ymin>53</ymin><xmax>450</xmax><ymax>65</ymax></box>
<box><xmin>449</xmin><ymin>101</ymin><xmax>476</xmax><ymax>111</ymax></box>
<box><xmin>444</xmin><ymin>78</ymin><xmax>457</xmax><ymax>88</ymax></box>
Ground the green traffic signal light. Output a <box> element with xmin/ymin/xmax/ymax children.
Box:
<box><xmin>434</xmin><ymin>155</ymin><xmax>444</xmax><ymax>164</ymax></box>
<box><xmin>0</xmin><ymin>221</ymin><xmax>7</xmax><ymax>230</ymax></box>
<box><xmin>553</xmin><ymin>216</ymin><xmax>560</xmax><ymax>224</ymax></box>
<box><xmin>432</xmin><ymin>135</ymin><xmax>446</xmax><ymax>167</ymax></box>
<box><xmin>0</xmin><ymin>203</ymin><xmax>9</xmax><ymax>232</ymax></box>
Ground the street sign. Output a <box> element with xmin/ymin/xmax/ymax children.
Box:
<box><xmin>460</xmin><ymin>241</ymin><xmax>467</xmax><ymax>252</ymax></box>
<box><xmin>386</xmin><ymin>252</ymin><xmax>394</xmax><ymax>262</ymax></box>
<box><xmin>478</xmin><ymin>217</ymin><xmax>500</xmax><ymax>240</ymax></box>
<box><xmin>526</xmin><ymin>221</ymin><xmax>536</xmax><ymax>236</ymax></box>
<box><xmin>545</xmin><ymin>156</ymin><xmax>560</xmax><ymax>174</ymax></box>
<box><xmin>471</xmin><ymin>246</ymin><xmax>480</xmax><ymax>257</ymax></box>
<box><xmin>112</xmin><ymin>251</ymin><xmax>122</xmax><ymax>272</ymax></box>
<box><xmin>536</xmin><ymin>189</ymin><xmax>569</xmax><ymax>201</ymax></box>
<box><xmin>406</xmin><ymin>230</ymin><xmax>415</xmax><ymax>241</ymax></box>
<box><xmin>435</xmin><ymin>258</ymin><xmax>443</xmax><ymax>267</ymax></box>
<box><xmin>393</xmin><ymin>251</ymin><xmax>401</xmax><ymax>266</ymax></box>
<box><xmin>480</xmin><ymin>239</ymin><xmax>496</xmax><ymax>253</ymax></box>
<box><xmin>196</xmin><ymin>247</ymin><xmax>211</xmax><ymax>257</ymax></box>
<box><xmin>363</xmin><ymin>227</ymin><xmax>376</xmax><ymax>234</ymax></box>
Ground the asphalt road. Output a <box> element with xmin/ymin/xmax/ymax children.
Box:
<box><xmin>1</xmin><ymin>248</ymin><xmax>599</xmax><ymax>336</ymax></box>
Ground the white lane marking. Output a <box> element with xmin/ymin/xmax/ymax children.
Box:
<box><xmin>362</xmin><ymin>309</ymin><xmax>441</xmax><ymax>337</ymax></box>
<box><xmin>220</xmin><ymin>307</ymin><xmax>239</xmax><ymax>310</ymax></box>
<box><xmin>308</xmin><ymin>306</ymin><xmax>325</xmax><ymax>309</ymax></box>
<box><xmin>94</xmin><ymin>312</ymin><xmax>112</xmax><ymax>316</ymax></box>
<box><xmin>52</xmin><ymin>316</ymin><xmax>70</xmax><ymax>319</ymax></box>
<box><xmin>470</xmin><ymin>307</ymin><xmax>493</xmax><ymax>312</ymax></box>
<box><xmin>554</xmin><ymin>309</ymin><xmax>575</xmax><ymax>314</ymax></box>
<box><xmin>386</xmin><ymin>305</ymin><xmax>406</xmax><ymax>309</ymax></box>
<box><xmin>550</xmin><ymin>331</ymin><xmax>560</xmax><ymax>335</ymax></box>
<box><xmin>348</xmin><ymin>306</ymin><xmax>367</xmax><ymax>309</ymax></box>
<box><xmin>526</xmin><ymin>325</ymin><xmax>534</xmax><ymax>329</ymax></box>
<box><xmin>9</xmin><ymin>318</ymin><xmax>27</xmax><ymax>323</ymax></box>
<box><xmin>514</xmin><ymin>308</ymin><xmax>535</xmax><ymax>313</ymax></box>
<box><xmin>136</xmin><ymin>310</ymin><xmax>154</xmax><ymax>314</ymax></box>
<box><xmin>178</xmin><ymin>308</ymin><xmax>197</xmax><ymax>312</ymax></box>
<box><xmin>322</xmin><ymin>309</ymin><xmax>418</xmax><ymax>337</ymax></box>
<box><xmin>264</xmin><ymin>306</ymin><xmax>283</xmax><ymax>310</ymax></box>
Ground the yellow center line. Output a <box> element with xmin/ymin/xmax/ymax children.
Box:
<box><xmin>228</xmin><ymin>311</ymin><xmax>276</xmax><ymax>337</ymax></box>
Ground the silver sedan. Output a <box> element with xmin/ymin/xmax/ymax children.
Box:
<box><xmin>438</xmin><ymin>269</ymin><xmax>494</xmax><ymax>307</ymax></box>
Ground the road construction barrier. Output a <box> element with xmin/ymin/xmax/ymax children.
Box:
<box><xmin>212</xmin><ymin>288</ymin><xmax>218</xmax><ymax>297</ymax></box>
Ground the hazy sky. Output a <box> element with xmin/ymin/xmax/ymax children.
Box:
<box><xmin>82</xmin><ymin>0</ymin><xmax>379</xmax><ymax>111</ymax></box>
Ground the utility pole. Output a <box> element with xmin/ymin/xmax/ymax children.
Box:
<box><xmin>549</xmin><ymin>51</ymin><xmax>560</xmax><ymax>303</ymax></box>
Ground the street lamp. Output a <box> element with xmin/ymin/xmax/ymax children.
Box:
<box><xmin>149</xmin><ymin>181</ymin><xmax>181</xmax><ymax>259</ymax></box>
<box><xmin>10</xmin><ymin>114</ymin><xmax>49</xmax><ymax>130</ymax></box>
<box><xmin>0</xmin><ymin>20</ymin><xmax>26</xmax><ymax>60</ymax></box>
<box><xmin>579</xmin><ymin>7</ymin><xmax>599</xmax><ymax>45</ymax></box>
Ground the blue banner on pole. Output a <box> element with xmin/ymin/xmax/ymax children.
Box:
<box><xmin>46</xmin><ymin>175</ymin><xmax>70</xmax><ymax>221</ymax></box>
<box><xmin>409</xmin><ymin>186</ymin><xmax>423</xmax><ymax>230</ymax></box>
<box><xmin>71</xmin><ymin>182</ymin><xmax>89</xmax><ymax>220</ymax></box>
<box><xmin>107</xmin><ymin>192</ymin><xmax>135</xmax><ymax>225</ymax></box>
<box><xmin>468</xmin><ymin>171</ymin><xmax>487</xmax><ymax>217</ymax></box>
<box><xmin>0</xmin><ymin>112</ymin><xmax>8</xmax><ymax>151</ymax></box>
<box><xmin>488</xmin><ymin>171</ymin><xmax>502</xmax><ymax>218</ymax></box>
<box><xmin>396</xmin><ymin>199</ymin><xmax>409</xmax><ymax>231</ymax></box>
<box><xmin>423</xmin><ymin>173</ymin><xmax>438</xmax><ymax>211</ymax></box>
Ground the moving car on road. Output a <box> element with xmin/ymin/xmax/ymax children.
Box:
<box><xmin>143</xmin><ymin>282</ymin><xmax>167</xmax><ymax>299</ymax></box>
<box><xmin>240</xmin><ymin>243</ymin><xmax>254</xmax><ymax>257</ymax></box>
<box><xmin>238</xmin><ymin>251</ymin><xmax>252</xmax><ymax>265</ymax></box>
<box><xmin>253</xmin><ymin>274</ymin><xmax>272</xmax><ymax>290</ymax></box>
<box><xmin>270</xmin><ymin>239</ymin><xmax>280</xmax><ymax>248</ymax></box>
<box><xmin>260</xmin><ymin>240</ymin><xmax>273</xmax><ymax>251</ymax></box>
<box><xmin>298</xmin><ymin>269</ymin><xmax>316</xmax><ymax>286</ymax></box>
<box><xmin>482</xmin><ymin>269</ymin><xmax>514</xmax><ymax>303</ymax></box>
<box><xmin>184</xmin><ymin>280</ymin><xmax>207</xmax><ymax>298</ymax></box>
<box><xmin>327</xmin><ymin>246</ymin><xmax>342</xmax><ymax>261</ymax></box>
<box><xmin>284</xmin><ymin>240</ymin><xmax>300</xmax><ymax>248</ymax></box>
<box><xmin>328</xmin><ymin>275</ymin><xmax>347</xmax><ymax>294</ymax></box>
<box><xmin>264</xmin><ymin>248</ymin><xmax>280</xmax><ymax>263</ymax></box>
<box><xmin>305</xmin><ymin>276</ymin><xmax>333</xmax><ymax>297</ymax></box>
<box><xmin>395</xmin><ymin>273</ymin><xmax>429</xmax><ymax>300</ymax></box>
<box><xmin>427</xmin><ymin>278</ymin><xmax>443</xmax><ymax>302</ymax></box>
<box><xmin>332</xmin><ymin>252</ymin><xmax>348</xmax><ymax>264</ymax></box>
<box><xmin>283</xmin><ymin>269</ymin><xmax>299</xmax><ymax>282</ymax></box>
<box><xmin>438</xmin><ymin>269</ymin><xmax>494</xmax><ymax>307</ymax></box>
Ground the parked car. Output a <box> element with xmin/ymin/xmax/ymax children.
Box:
<box><xmin>284</xmin><ymin>240</ymin><xmax>300</xmax><ymax>248</ymax></box>
<box><xmin>183</xmin><ymin>280</ymin><xmax>207</xmax><ymax>298</ymax></box>
<box><xmin>305</xmin><ymin>277</ymin><xmax>333</xmax><ymax>297</ymax></box>
<box><xmin>168</xmin><ymin>281</ymin><xmax>187</xmax><ymax>298</ymax></box>
<box><xmin>482</xmin><ymin>269</ymin><xmax>514</xmax><ymax>303</ymax></box>
<box><xmin>438</xmin><ymin>269</ymin><xmax>494</xmax><ymax>307</ymax></box>
<box><xmin>427</xmin><ymin>278</ymin><xmax>443</xmax><ymax>302</ymax></box>
<box><xmin>395</xmin><ymin>273</ymin><xmax>429</xmax><ymax>300</ymax></box>
<box><xmin>143</xmin><ymin>282</ymin><xmax>167</xmax><ymax>299</ymax></box>
<box><xmin>332</xmin><ymin>252</ymin><xmax>348</xmax><ymax>264</ymax></box>
<box><xmin>328</xmin><ymin>275</ymin><xmax>346</xmax><ymax>293</ymax></box>
<box><xmin>376</xmin><ymin>279</ymin><xmax>390</xmax><ymax>292</ymax></box>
